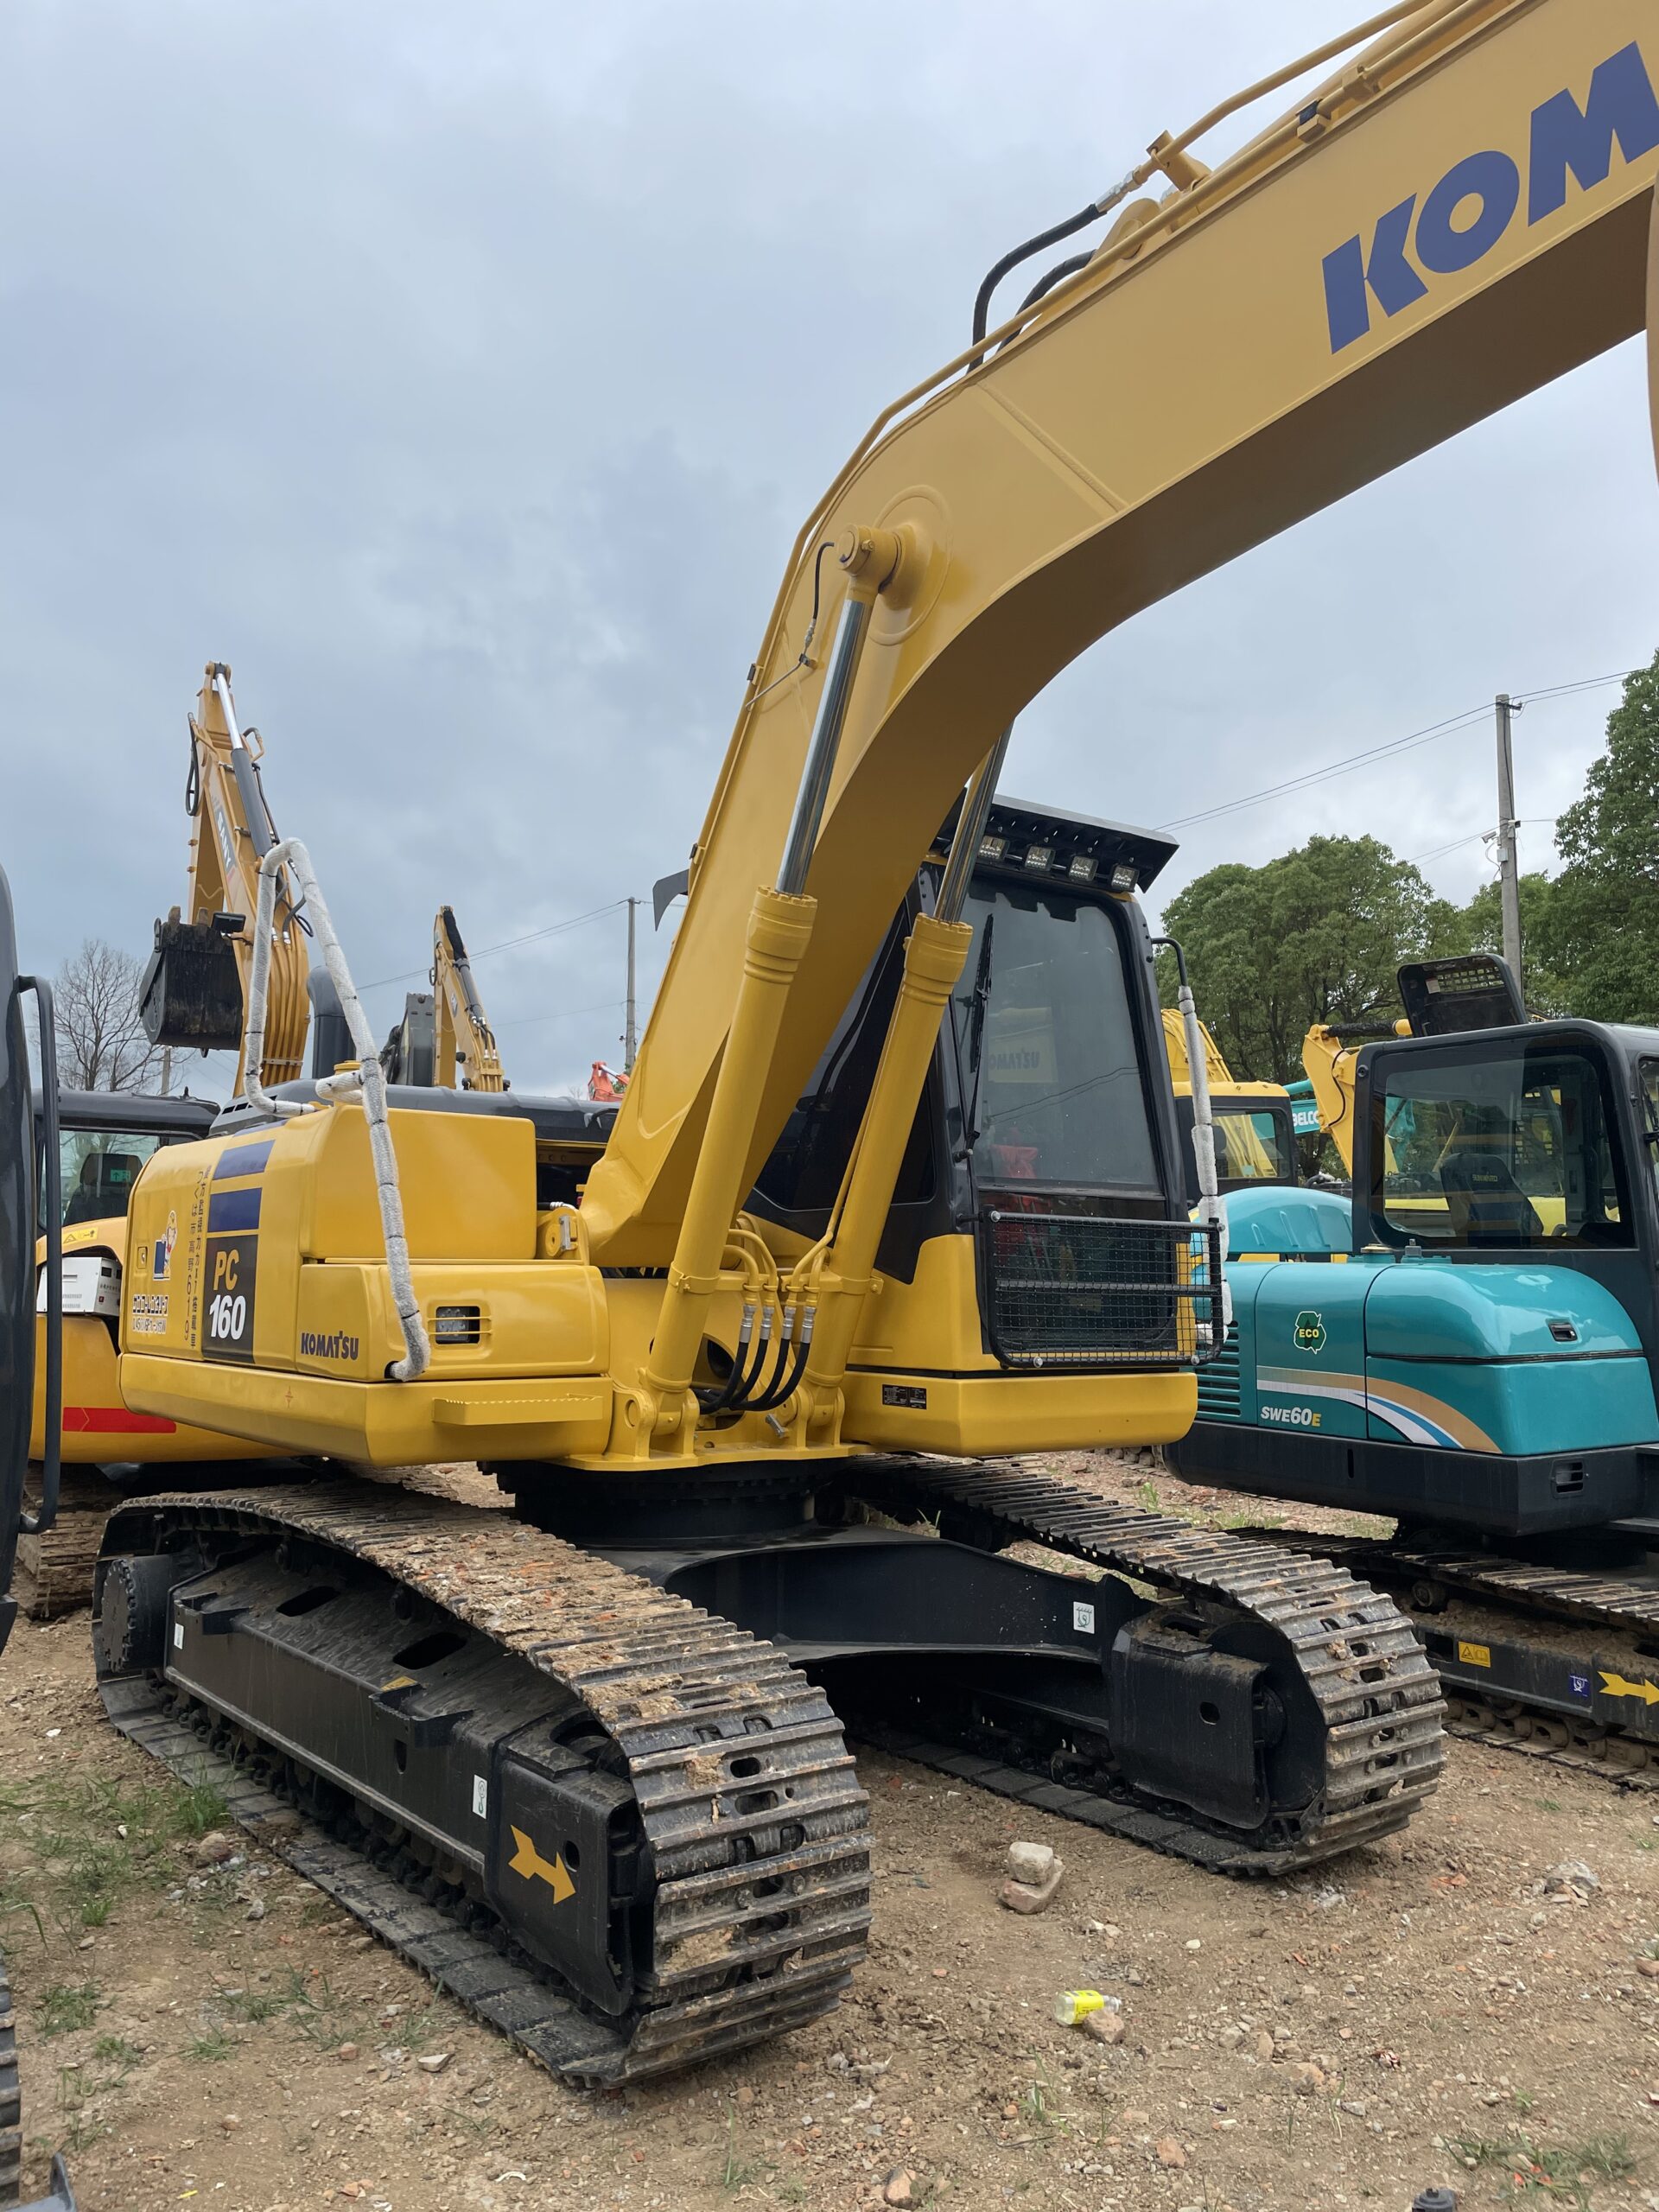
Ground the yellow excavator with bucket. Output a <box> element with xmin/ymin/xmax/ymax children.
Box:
<box><xmin>3</xmin><ymin>0</ymin><xmax>1652</xmax><ymax>2088</ymax></box>
<box><xmin>21</xmin><ymin>668</ymin><xmax>311</xmax><ymax>1615</ymax></box>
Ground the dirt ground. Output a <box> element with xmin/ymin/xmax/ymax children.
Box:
<box><xmin>7</xmin><ymin>1456</ymin><xmax>1659</xmax><ymax>2212</ymax></box>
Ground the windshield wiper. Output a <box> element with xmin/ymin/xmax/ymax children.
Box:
<box><xmin>957</xmin><ymin>914</ymin><xmax>994</xmax><ymax>1160</ymax></box>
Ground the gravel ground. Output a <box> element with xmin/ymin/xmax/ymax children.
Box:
<box><xmin>4</xmin><ymin>1454</ymin><xmax>1659</xmax><ymax>2212</ymax></box>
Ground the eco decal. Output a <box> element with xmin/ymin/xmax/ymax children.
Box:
<box><xmin>1293</xmin><ymin>1309</ymin><xmax>1327</xmax><ymax>1355</ymax></box>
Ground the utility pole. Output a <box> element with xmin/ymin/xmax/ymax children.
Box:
<box><xmin>159</xmin><ymin>1046</ymin><xmax>172</xmax><ymax>1098</ymax></box>
<box><xmin>623</xmin><ymin>897</ymin><xmax>639</xmax><ymax>1074</ymax></box>
<box><xmin>1494</xmin><ymin>692</ymin><xmax>1524</xmax><ymax>996</ymax></box>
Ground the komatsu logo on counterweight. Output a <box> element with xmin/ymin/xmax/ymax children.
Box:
<box><xmin>1323</xmin><ymin>41</ymin><xmax>1659</xmax><ymax>352</ymax></box>
<box><xmin>300</xmin><ymin>1329</ymin><xmax>360</xmax><ymax>1362</ymax></box>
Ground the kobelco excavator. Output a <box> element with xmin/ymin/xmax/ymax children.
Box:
<box><xmin>5</xmin><ymin>0</ymin><xmax>1652</xmax><ymax>2087</ymax></box>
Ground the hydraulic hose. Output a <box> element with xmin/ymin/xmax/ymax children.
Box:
<box><xmin>1016</xmin><ymin>251</ymin><xmax>1096</xmax><ymax>316</ymax></box>
<box><xmin>743</xmin><ymin>1306</ymin><xmax>815</xmax><ymax>1417</ymax></box>
<box><xmin>971</xmin><ymin>202</ymin><xmax>1106</xmax><ymax>354</ymax></box>
<box><xmin>736</xmin><ymin>1305</ymin><xmax>796</xmax><ymax>1412</ymax></box>
<box><xmin>696</xmin><ymin>1300</ymin><xmax>758</xmax><ymax>1414</ymax></box>
<box><xmin>969</xmin><ymin>1</ymin><xmax>1435</xmax><ymax>356</ymax></box>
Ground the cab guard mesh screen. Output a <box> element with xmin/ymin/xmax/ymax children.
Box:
<box><xmin>980</xmin><ymin>1210</ymin><xmax>1224</xmax><ymax>1370</ymax></box>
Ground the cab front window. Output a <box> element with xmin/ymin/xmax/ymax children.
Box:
<box><xmin>1213</xmin><ymin>1107</ymin><xmax>1294</xmax><ymax>1184</ymax></box>
<box><xmin>955</xmin><ymin>883</ymin><xmax>1160</xmax><ymax>1198</ymax></box>
<box><xmin>1370</xmin><ymin>1046</ymin><xmax>1629</xmax><ymax>1249</ymax></box>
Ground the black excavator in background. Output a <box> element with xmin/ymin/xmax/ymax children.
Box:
<box><xmin>1</xmin><ymin>861</ymin><xmax>82</xmax><ymax>2212</ymax></box>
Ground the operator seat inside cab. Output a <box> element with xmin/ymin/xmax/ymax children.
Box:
<box><xmin>1437</xmin><ymin>1145</ymin><xmax>1542</xmax><ymax>1246</ymax></box>
<box><xmin>62</xmin><ymin>1150</ymin><xmax>143</xmax><ymax>1225</ymax></box>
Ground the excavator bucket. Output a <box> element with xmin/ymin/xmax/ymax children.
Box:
<box><xmin>137</xmin><ymin>912</ymin><xmax>244</xmax><ymax>1052</ymax></box>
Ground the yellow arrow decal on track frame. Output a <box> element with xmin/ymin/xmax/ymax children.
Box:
<box><xmin>507</xmin><ymin>1826</ymin><xmax>576</xmax><ymax>1901</ymax></box>
<box><xmin>1599</xmin><ymin>1670</ymin><xmax>1659</xmax><ymax>1706</ymax></box>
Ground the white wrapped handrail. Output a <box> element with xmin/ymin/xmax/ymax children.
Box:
<box><xmin>1175</xmin><ymin>976</ymin><xmax>1233</xmax><ymax>1336</ymax></box>
<box><xmin>243</xmin><ymin>838</ymin><xmax>430</xmax><ymax>1382</ymax></box>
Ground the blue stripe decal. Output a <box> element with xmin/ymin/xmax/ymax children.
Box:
<box><xmin>207</xmin><ymin>1186</ymin><xmax>263</xmax><ymax>1233</ymax></box>
<box><xmin>1364</xmin><ymin>1395</ymin><xmax>1464</xmax><ymax>1449</ymax></box>
<box><xmin>213</xmin><ymin>1139</ymin><xmax>275</xmax><ymax>1182</ymax></box>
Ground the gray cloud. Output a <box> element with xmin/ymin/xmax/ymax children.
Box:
<box><xmin>3</xmin><ymin>1</ymin><xmax>1652</xmax><ymax>1095</ymax></box>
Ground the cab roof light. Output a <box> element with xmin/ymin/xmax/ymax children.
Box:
<box><xmin>1067</xmin><ymin>853</ymin><xmax>1097</xmax><ymax>882</ymax></box>
<box><xmin>1024</xmin><ymin>842</ymin><xmax>1053</xmax><ymax>872</ymax></box>
<box><xmin>977</xmin><ymin>834</ymin><xmax>1007</xmax><ymax>861</ymax></box>
<box><xmin>1109</xmin><ymin>861</ymin><xmax>1138</xmax><ymax>893</ymax></box>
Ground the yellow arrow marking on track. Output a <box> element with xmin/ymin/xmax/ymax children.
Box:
<box><xmin>507</xmin><ymin>1827</ymin><xmax>576</xmax><ymax>1901</ymax></box>
<box><xmin>1599</xmin><ymin>1670</ymin><xmax>1659</xmax><ymax>1706</ymax></box>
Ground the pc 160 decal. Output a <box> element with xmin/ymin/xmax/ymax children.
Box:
<box><xmin>199</xmin><ymin>1184</ymin><xmax>261</xmax><ymax>1364</ymax></box>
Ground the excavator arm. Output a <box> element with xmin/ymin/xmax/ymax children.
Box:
<box><xmin>137</xmin><ymin>664</ymin><xmax>309</xmax><ymax>1091</ymax></box>
<box><xmin>584</xmin><ymin>0</ymin><xmax>1659</xmax><ymax>1265</ymax></box>
<box><xmin>432</xmin><ymin>906</ymin><xmax>505</xmax><ymax>1092</ymax></box>
<box><xmin>1301</xmin><ymin>1023</ymin><xmax>1374</xmax><ymax>1171</ymax></box>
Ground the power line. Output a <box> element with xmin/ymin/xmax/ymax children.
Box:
<box><xmin>1156</xmin><ymin>704</ymin><xmax>1491</xmax><ymax>830</ymax></box>
<box><xmin>1408</xmin><ymin>816</ymin><xmax>1559</xmax><ymax>867</ymax></box>
<box><xmin>1157</xmin><ymin>669</ymin><xmax>1635</xmax><ymax>836</ymax></box>
<box><xmin>1407</xmin><ymin>831</ymin><xmax>1487</xmax><ymax>866</ymax></box>
<box><xmin>358</xmin><ymin>899</ymin><xmax>630</xmax><ymax>994</ymax></box>
<box><xmin>493</xmin><ymin>996</ymin><xmax>626</xmax><ymax>1033</ymax></box>
<box><xmin>1515</xmin><ymin>668</ymin><xmax>1637</xmax><ymax>704</ymax></box>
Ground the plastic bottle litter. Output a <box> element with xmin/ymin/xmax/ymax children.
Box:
<box><xmin>1053</xmin><ymin>1988</ymin><xmax>1108</xmax><ymax>2027</ymax></box>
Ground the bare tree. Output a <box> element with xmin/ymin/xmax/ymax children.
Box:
<box><xmin>54</xmin><ymin>938</ymin><xmax>161</xmax><ymax>1091</ymax></box>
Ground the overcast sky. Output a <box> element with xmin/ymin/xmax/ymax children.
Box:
<box><xmin>3</xmin><ymin>1</ymin><xmax>1654</xmax><ymax>1098</ymax></box>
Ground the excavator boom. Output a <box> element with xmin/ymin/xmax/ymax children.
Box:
<box><xmin>137</xmin><ymin>664</ymin><xmax>309</xmax><ymax>1092</ymax></box>
<box><xmin>587</xmin><ymin>0</ymin><xmax>1659</xmax><ymax>1262</ymax></box>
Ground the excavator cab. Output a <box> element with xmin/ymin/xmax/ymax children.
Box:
<box><xmin>45</xmin><ymin>1090</ymin><xmax>216</xmax><ymax>1231</ymax></box>
<box><xmin>1175</xmin><ymin>1091</ymin><xmax>1298</xmax><ymax>1203</ymax></box>
<box><xmin>747</xmin><ymin>796</ymin><xmax>1215</xmax><ymax>1386</ymax></box>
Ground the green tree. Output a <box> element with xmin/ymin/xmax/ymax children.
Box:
<box><xmin>1529</xmin><ymin>653</ymin><xmax>1659</xmax><ymax>1022</ymax></box>
<box><xmin>1160</xmin><ymin>834</ymin><xmax>1444</xmax><ymax>1083</ymax></box>
<box><xmin>1453</xmin><ymin>871</ymin><xmax>1571</xmax><ymax>1016</ymax></box>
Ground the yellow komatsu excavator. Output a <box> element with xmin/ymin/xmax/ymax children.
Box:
<box><xmin>22</xmin><ymin>667</ymin><xmax>316</xmax><ymax>1611</ymax></box>
<box><xmin>3</xmin><ymin>0</ymin><xmax>1651</xmax><ymax>2087</ymax></box>
<box><xmin>380</xmin><ymin>906</ymin><xmax>507</xmax><ymax>1092</ymax></box>
<box><xmin>1159</xmin><ymin>1006</ymin><xmax>1299</xmax><ymax>1199</ymax></box>
<box><xmin>27</xmin><ymin>682</ymin><xmax>533</xmax><ymax>1608</ymax></box>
